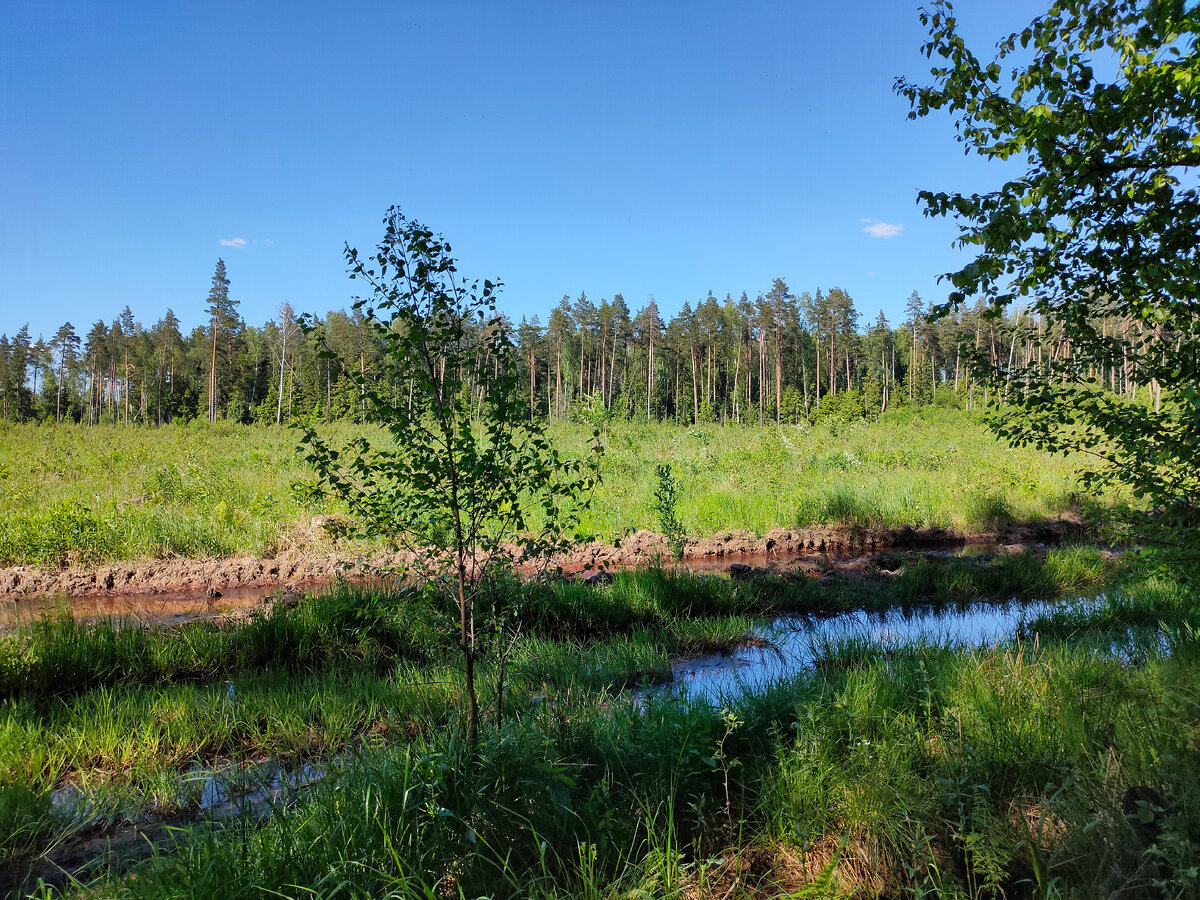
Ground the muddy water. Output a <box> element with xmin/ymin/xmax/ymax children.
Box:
<box><xmin>0</xmin><ymin>584</ymin><xmax>302</xmax><ymax>628</ymax></box>
<box><xmin>0</xmin><ymin>544</ymin><xmax>1028</xmax><ymax>629</ymax></box>
<box><xmin>644</xmin><ymin>598</ymin><xmax>1070</xmax><ymax>705</ymax></box>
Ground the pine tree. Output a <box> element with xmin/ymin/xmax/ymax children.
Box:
<box><xmin>904</xmin><ymin>291</ymin><xmax>925</xmax><ymax>403</ymax></box>
<box><xmin>51</xmin><ymin>322</ymin><xmax>80</xmax><ymax>423</ymax></box>
<box><xmin>153</xmin><ymin>310</ymin><xmax>184</xmax><ymax>424</ymax></box>
<box><xmin>204</xmin><ymin>259</ymin><xmax>240</xmax><ymax>422</ymax></box>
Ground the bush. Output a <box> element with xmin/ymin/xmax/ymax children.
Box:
<box><xmin>0</xmin><ymin>500</ymin><xmax>119</xmax><ymax>567</ymax></box>
<box><xmin>810</xmin><ymin>389</ymin><xmax>864</xmax><ymax>424</ymax></box>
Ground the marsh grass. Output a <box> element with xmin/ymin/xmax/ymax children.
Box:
<box><xmin>0</xmin><ymin>411</ymin><xmax>1119</xmax><ymax>567</ymax></box>
<box><xmin>0</xmin><ymin>572</ymin><xmax>773</xmax><ymax>873</ymax></box>
<box><xmin>46</xmin><ymin>591</ymin><xmax>1200</xmax><ymax>900</ymax></box>
<box><xmin>1022</xmin><ymin>566</ymin><xmax>1198</xmax><ymax>642</ymax></box>
<box><xmin>5</xmin><ymin>556</ymin><xmax>1192</xmax><ymax>898</ymax></box>
<box><xmin>0</xmin><ymin>551</ymin><xmax>1116</xmax><ymax>831</ymax></box>
<box><xmin>0</xmin><ymin>585</ymin><xmax>448</xmax><ymax>700</ymax></box>
<box><xmin>890</xmin><ymin>545</ymin><xmax>1115</xmax><ymax>605</ymax></box>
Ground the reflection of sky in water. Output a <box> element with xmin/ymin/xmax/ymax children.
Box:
<box><xmin>645</xmin><ymin>600</ymin><xmax>1066</xmax><ymax>707</ymax></box>
<box><xmin>196</xmin><ymin>761</ymin><xmax>325</xmax><ymax>817</ymax></box>
<box><xmin>51</xmin><ymin>759</ymin><xmax>326</xmax><ymax>823</ymax></box>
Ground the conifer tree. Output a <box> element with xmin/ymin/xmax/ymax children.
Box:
<box><xmin>204</xmin><ymin>259</ymin><xmax>241</xmax><ymax>422</ymax></box>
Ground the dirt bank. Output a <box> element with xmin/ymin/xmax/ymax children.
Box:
<box><xmin>556</xmin><ymin>519</ymin><xmax>1076</xmax><ymax>573</ymax></box>
<box><xmin>0</xmin><ymin>518</ymin><xmax>1083</xmax><ymax>602</ymax></box>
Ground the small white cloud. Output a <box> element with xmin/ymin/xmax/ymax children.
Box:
<box><xmin>220</xmin><ymin>237</ymin><xmax>248</xmax><ymax>248</ymax></box>
<box><xmin>867</xmin><ymin>271</ymin><xmax>878</xmax><ymax>277</ymax></box>
<box><xmin>860</xmin><ymin>219</ymin><xmax>903</xmax><ymax>239</ymax></box>
<box><xmin>265</xmin><ymin>239</ymin><xmax>275</xmax><ymax>245</ymax></box>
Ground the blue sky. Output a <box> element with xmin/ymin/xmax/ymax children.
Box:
<box><xmin>1</xmin><ymin>0</ymin><xmax>1048</xmax><ymax>340</ymax></box>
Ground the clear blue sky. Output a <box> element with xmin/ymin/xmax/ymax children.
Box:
<box><xmin>1</xmin><ymin>0</ymin><xmax>1048</xmax><ymax>341</ymax></box>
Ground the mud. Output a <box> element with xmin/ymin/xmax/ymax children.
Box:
<box><xmin>0</xmin><ymin>519</ymin><xmax>1082</xmax><ymax>608</ymax></box>
<box><xmin>559</xmin><ymin>518</ymin><xmax>1075</xmax><ymax>574</ymax></box>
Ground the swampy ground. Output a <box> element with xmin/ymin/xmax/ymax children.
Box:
<box><xmin>1</xmin><ymin>414</ymin><xmax>1194</xmax><ymax>897</ymax></box>
<box><xmin>2</xmin><ymin>544</ymin><xmax>1198</xmax><ymax>899</ymax></box>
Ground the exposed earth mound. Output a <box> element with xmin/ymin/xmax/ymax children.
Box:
<box><xmin>0</xmin><ymin>519</ymin><xmax>1082</xmax><ymax>601</ymax></box>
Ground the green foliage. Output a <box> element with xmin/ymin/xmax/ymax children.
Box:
<box><xmin>298</xmin><ymin>208</ymin><xmax>600</xmax><ymax>741</ymax></box>
<box><xmin>0</xmin><ymin>500</ymin><xmax>118</xmax><ymax>568</ymax></box>
<box><xmin>898</xmin><ymin>0</ymin><xmax>1200</xmax><ymax>549</ymax></box>
<box><xmin>651</xmin><ymin>463</ymin><xmax>687</xmax><ymax>559</ymax></box>
<box><xmin>570</xmin><ymin>392</ymin><xmax>612</xmax><ymax>430</ymax></box>
<box><xmin>811</xmin><ymin>388</ymin><xmax>864</xmax><ymax>424</ymax></box>
<box><xmin>861</xmin><ymin>373</ymin><xmax>883</xmax><ymax>418</ymax></box>
<box><xmin>780</xmin><ymin>385</ymin><xmax>806</xmax><ymax>424</ymax></box>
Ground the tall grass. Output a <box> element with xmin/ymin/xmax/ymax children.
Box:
<box><xmin>7</xmin><ymin>556</ymin><xmax>1189</xmax><ymax>898</ymax></box>
<box><xmin>46</xmin><ymin>606</ymin><xmax>1200</xmax><ymax>899</ymax></box>
<box><xmin>0</xmin><ymin>411</ymin><xmax>1118</xmax><ymax>567</ymax></box>
<box><xmin>0</xmin><ymin>586</ymin><xmax>446</xmax><ymax>699</ymax></box>
<box><xmin>892</xmin><ymin>545</ymin><xmax>1115</xmax><ymax>604</ymax></box>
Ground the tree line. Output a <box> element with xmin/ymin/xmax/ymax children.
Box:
<box><xmin>0</xmin><ymin>259</ymin><xmax>1161</xmax><ymax>427</ymax></box>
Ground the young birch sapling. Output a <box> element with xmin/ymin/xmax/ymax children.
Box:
<box><xmin>298</xmin><ymin>207</ymin><xmax>600</xmax><ymax>745</ymax></box>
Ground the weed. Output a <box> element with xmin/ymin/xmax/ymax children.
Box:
<box><xmin>651</xmin><ymin>463</ymin><xmax>687</xmax><ymax>559</ymax></box>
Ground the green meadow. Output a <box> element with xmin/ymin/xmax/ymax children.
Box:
<box><xmin>2</xmin><ymin>413</ymin><xmax>1192</xmax><ymax>898</ymax></box>
<box><xmin>0</xmin><ymin>410</ymin><xmax>1116</xmax><ymax>569</ymax></box>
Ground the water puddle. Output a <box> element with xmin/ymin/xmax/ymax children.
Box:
<box><xmin>644</xmin><ymin>598</ymin><xmax>1069</xmax><ymax>705</ymax></box>
<box><xmin>51</xmin><ymin>759</ymin><xmax>328</xmax><ymax>825</ymax></box>
<box><xmin>0</xmin><ymin>584</ymin><xmax>314</xmax><ymax>629</ymax></box>
<box><xmin>194</xmin><ymin>761</ymin><xmax>326</xmax><ymax>818</ymax></box>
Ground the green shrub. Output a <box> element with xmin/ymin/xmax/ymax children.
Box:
<box><xmin>0</xmin><ymin>500</ymin><xmax>119</xmax><ymax>567</ymax></box>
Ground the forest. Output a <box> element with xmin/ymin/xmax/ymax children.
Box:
<box><xmin>0</xmin><ymin>262</ymin><xmax>1161</xmax><ymax>430</ymax></box>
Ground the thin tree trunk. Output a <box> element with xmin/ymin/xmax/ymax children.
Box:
<box><xmin>276</xmin><ymin>344</ymin><xmax>286</xmax><ymax>425</ymax></box>
<box><xmin>732</xmin><ymin>342</ymin><xmax>741</xmax><ymax>424</ymax></box>
<box><xmin>690</xmin><ymin>345</ymin><xmax>699</xmax><ymax>421</ymax></box>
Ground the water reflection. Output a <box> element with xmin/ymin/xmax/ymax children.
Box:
<box><xmin>646</xmin><ymin>600</ymin><xmax>1067</xmax><ymax>705</ymax></box>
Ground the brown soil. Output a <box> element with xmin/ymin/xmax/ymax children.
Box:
<box><xmin>0</xmin><ymin>519</ymin><xmax>1082</xmax><ymax>603</ymax></box>
<box><xmin>555</xmin><ymin>518</ymin><xmax>1075</xmax><ymax>573</ymax></box>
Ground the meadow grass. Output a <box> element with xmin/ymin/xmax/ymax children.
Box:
<box><xmin>0</xmin><ymin>409</ymin><xmax>1118</xmax><ymax>568</ymax></box>
<box><xmin>32</xmin><ymin>567</ymin><xmax>1197</xmax><ymax>899</ymax></box>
